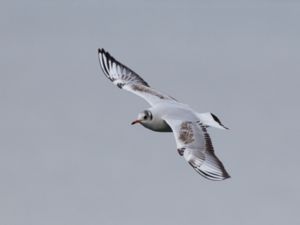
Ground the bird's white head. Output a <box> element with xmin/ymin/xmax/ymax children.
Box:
<box><xmin>131</xmin><ymin>110</ymin><xmax>153</xmax><ymax>125</ymax></box>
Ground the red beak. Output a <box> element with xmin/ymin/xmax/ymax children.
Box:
<box><xmin>131</xmin><ymin>120</ymin><xmax>141</xmax><ymax>125</ymax></box>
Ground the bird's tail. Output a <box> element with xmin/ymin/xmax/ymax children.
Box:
<box><xmin>196</xmin><ymin>112</ymin><xmax>228</xmax><ymax>130</ymax></box>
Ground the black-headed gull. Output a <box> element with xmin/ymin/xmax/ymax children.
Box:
<box><xmin>97</xmin><ymin>48</ymin><xmax>230</xmax><ymax>181</ymax></box>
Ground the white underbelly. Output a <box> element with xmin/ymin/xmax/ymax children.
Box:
<box><xmin>141</xmin><ymin>120</ymin><xmax>172</xmax><ymax>132</ymax></box>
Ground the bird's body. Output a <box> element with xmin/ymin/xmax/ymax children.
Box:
<box><xmin>141</xmin><ymin>102</ymin><xmax>188</xmax><ymax>132</ymax></box>
<box><xmin>97</xmin><ymin>48</ymin><xmax>230</xmax><ymax>181</ymax></box>
<box><xmin>140</xmin><ymin>113</ymin><xmax>172</xmax><ymax>132</ymax></box>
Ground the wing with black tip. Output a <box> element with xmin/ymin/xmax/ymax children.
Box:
<box><xmin>98</xmin><ymin>48</ymin><xmax>177</xmax><ymax>106</ymax></box>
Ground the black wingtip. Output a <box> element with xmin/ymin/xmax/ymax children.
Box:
<box><xmin>223</xmin><ymin>169</ymin><xmax>231</xmax><ymax>179</ymax></box>
<box><xmin>98</xmin><ymin>48</ymin><xmax>106</xmax><ymax>54</ymax></box>
<box><xmin>98</xmin><ymin>48</ymin><xmax>113</xmax><ymax>58</ymax></box>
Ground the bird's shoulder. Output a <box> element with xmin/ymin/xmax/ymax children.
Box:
<box><xmin>151</xmin><ymin>102</ymin><xmax>197</xmax><ymax>121</ymax></box>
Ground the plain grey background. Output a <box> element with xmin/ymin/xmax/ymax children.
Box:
<box><xmin>1</xmin><ymin>0</ymin><xmax>299</xmax><ymax>224</ymax></box>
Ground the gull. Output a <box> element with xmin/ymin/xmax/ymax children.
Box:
<box><xmin>97</xmin><ymin>48</ymin><xmax>230</xmax><ymax>181</ymax></box>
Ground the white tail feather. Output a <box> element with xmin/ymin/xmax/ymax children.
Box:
<box><xmin>196</xmin><ymin>112</ymin><xmax>228</xmax><ymax>130</ymax></box>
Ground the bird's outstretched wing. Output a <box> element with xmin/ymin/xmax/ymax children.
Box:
<box><xmin>163</xmin><ymin>117</ymin><xmax>230</xmax><ymax>181</ymax></box>
<box><xmin>98</xmin><ymin>48</ymin><xmax>177</xmax><ymax>106</ymax></box>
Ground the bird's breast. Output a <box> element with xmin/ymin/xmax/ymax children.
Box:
<box><xmin>141</xmin><ymin>119</ymin><xmax>172</xmax><ymax>132</ymax></box>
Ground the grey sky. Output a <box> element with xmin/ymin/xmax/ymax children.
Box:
<box><xmin>1</xmin><ymin>1</ymin><xmax>300</xmax><ymax>225</ymax></box>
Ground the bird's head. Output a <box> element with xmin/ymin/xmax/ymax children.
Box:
<box><xmin>131</xmin><ymin>110</ymin><xmax>153</xmax><ymax>125</ymax></box>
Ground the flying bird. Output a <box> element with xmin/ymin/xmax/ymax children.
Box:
<box><xmin>97</xmin><ymin>48</ymin><xmax>230</xmax><ymax>181</ymax></box>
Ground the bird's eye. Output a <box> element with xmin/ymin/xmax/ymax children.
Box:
<box><xmin>143</xmin><ymin>115</ymin><xmax>147</xmax><ymax>120</ymax></box>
